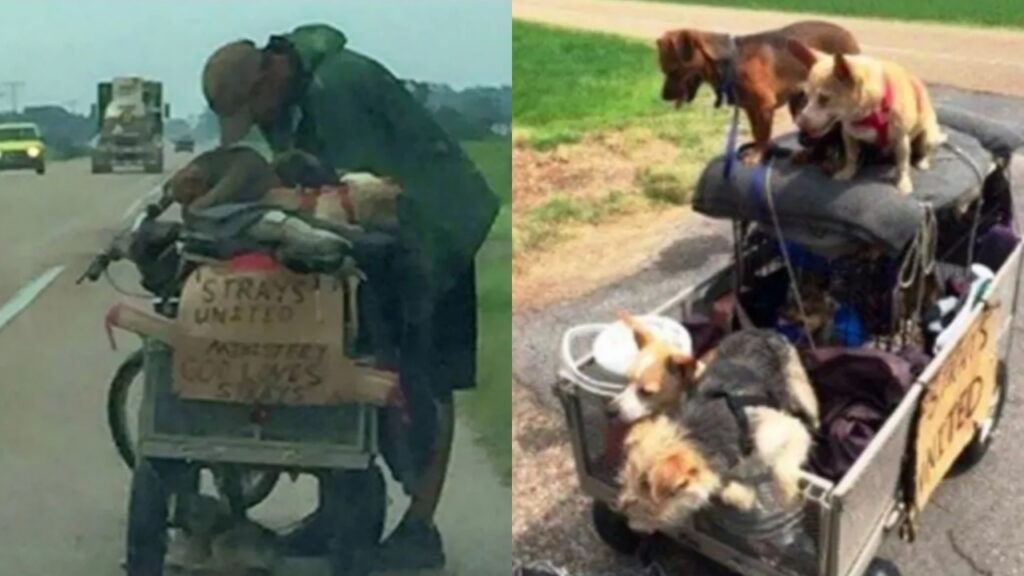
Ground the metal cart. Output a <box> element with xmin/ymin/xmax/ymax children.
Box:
<box><xmin>555</xmin><ymin>157</ymin><xmax>1021</xmax><ymax>576</ymax></box>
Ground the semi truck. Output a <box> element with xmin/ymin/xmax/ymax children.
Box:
<box><xmin>91</xmin><ymin>77</ymin><xmax>168</xmax><ymax>174</ymax></box>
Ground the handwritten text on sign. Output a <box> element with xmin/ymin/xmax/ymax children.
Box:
<box><xmin>914</xmin><ymin>307</ymin><xmax>998</xmax><ymax>512</ymax></box>
<box><xmin>172</xmin><ymin>265</ymin><xmax>359</xmax><ymax>406</ymax></box>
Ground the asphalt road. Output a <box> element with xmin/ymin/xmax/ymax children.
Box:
<box><xmin>512</xmin><ymin>87</ymin><xmax>1024</xmax><ymax>575</ymax></box>
<box><xmin>0</xmin><ymin>153</ymin><xmax>510</xmax><ymax>576</ymax></box>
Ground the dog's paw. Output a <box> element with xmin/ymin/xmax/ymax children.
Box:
<box><xmin>721</xmin><ymin>482</ymin><xmax>758</xmax><ymax>510</ymax></box>
<box><xmin>775</xmin><ymin>476</ymin><xmax>804</xmax><ymax>505</ymax></box>
<box><xmin>833</xmin><ymin>165</ymin><xmax>857</xmax><ymax>181</ymax></box>
<box><xmin>739</xmin><ymin>149</ymin><xmax>764</xmax><ymax>166</ymax></box>
<box><xmin>896</xmin><ymin>175</ymin><xmax>914</xmax><ymax>195</ymax></box>
<box><xmin>914</xmin><ymin>157</ymin><xmax>932</xmax><ymax>171</ymax></box>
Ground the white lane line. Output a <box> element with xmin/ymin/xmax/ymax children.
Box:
<box><xmin>121</xmin><ymin>181</ymin><xmax>166</xmax><ymax>220</ymax></box>
<box><xmin>0</xmin><ymin>266</ymin><xmax>66</xmax><ymax>332</ymax></box>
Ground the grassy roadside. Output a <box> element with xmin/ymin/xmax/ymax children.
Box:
<box><xmin>513</xmin><ymin>21</ymin><xmax>726</xmax><ymax>254</ymax></box>
<box><xmin>513</xmin><ymin>21</ymin><xmax>725</xmax><ymax>149</ymax></box>
<box><xmin>645</xmin><ymin>0</ymin><xmax>1024</xmax><ymax>29</ymax></box>
<box><xmin>461</xmin><ymin>137</ymin><xmax>512</xmax><ymax>481</ymax></box>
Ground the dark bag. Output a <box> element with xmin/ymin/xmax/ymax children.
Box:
<box><xmin>802</xmin><ymin>348</ymin><xmax>915</xmax><ymax>481</ymax></box>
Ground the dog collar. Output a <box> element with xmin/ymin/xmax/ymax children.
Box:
<box><xmin>708</xmin><ymin>391</ymin><xmax>775</xmax><ymax>456</ymax></box>
<box><xmin>713</xmin><ymin>35</ymin><xmax>740</xmax><ymax>109</ymax></box>
<box><xmin>852</xmin><ymin>74</ymin><xmax>895</xmax><ymax>149</ymax></box>
<box><xmin>707</xmin><ymin>390</ymin><xmax>817</xmax><ymax>457</ymax></box>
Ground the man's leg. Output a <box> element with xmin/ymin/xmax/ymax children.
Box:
<box><xmin>404</xmin><ymin>398</ymin><xmax>455</xmax><ymax>522</ymax></box>
<box><xmin>372</xmin><ymin>395</ymin><xmax>454</xmax><ymax>569</ymax></box>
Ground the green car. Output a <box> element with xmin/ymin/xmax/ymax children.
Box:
<box><xmin>0</xmin><ymin>122</ymin><xmax>46</xmax><ymax>175</ymax></box>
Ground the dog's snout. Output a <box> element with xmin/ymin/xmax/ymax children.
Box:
<box><xmin>605</xmin><ymin>400</ymin><xmax>620</xmax><ymax>418</ymax></box>
<box><xmin>661</xmin><ymin>81</ymin><xmax>680</xmax><ymax>102</ymax></box>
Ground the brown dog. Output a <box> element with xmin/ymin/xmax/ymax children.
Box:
<box><xmin>656</xmin><ymin>21</ymin><xmax>860</xmax><ymax>164</ymax></box>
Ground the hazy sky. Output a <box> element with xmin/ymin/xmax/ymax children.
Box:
<box><xmin>0</xmin><ymin>0</ymin><xmax>511</xmax><ymax>118</ymax></box>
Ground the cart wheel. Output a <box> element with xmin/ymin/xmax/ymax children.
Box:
<box><xmin>108</xmin><ymin>350</ymin><xmax>280</xmax><ymax>509</ymax></box>
<box><xmin>865</xmin><ymin>558</ymin><xmax>902</xmax><ymax>576</ymax></box>
<box><xmin>325</xmin><ymin>465</ymin><xmax>386</xmax><ymax>576</ymax></box>
<box><xmin>952</xmin><ymin>361</ymin><xmax>1008</xmax><ymax>473</ymax></box>
<box><xmin>108</xmin><ymin>349</ymin><xmax>145</xmax><ymax>468</ymax></box>
<box><xmin>126</xmin><ymin>458</ymin><xmax>169</xmax><ymax>576</ymax></box>
<box><xmin>591</xmin><ymin>500</ymin><xmax>641</xmax><ymax>555</ymax></box>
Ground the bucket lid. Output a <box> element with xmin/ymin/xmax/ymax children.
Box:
<box><xmin>592</xmin><ymin>315</ymin><xmax>692</xmax><ymax>378</ymax></box>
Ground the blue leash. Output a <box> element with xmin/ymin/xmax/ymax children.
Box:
<box><xmin>720</xmin><ymin>35</ymin><xmax>742</xmax><ymax>181</ymax></box>
<box><xmin>714</xmin><ymin>35</ymin><xmax>773</xmax><ymax>221</ymax></box>
<box><xmin>724</xmin><ymin>104</ymin><xmax>742</xmax><ymax>180</ymax></box>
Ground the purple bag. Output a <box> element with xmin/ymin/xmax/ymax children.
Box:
<box><xmin>802</xmin><ymin>348</ymin><xmax>915</xmax><ymax>481</ymax></box>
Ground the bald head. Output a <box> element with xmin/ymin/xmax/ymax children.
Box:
<box><xmin>202</xmin><ymin>40</ymin><xmax>264</xmax><ymax>144</ymax></box>
<box><xmin>202</xmin><ymin>38</ymin><xmax>297</xmax><ymax>145</ymax></box>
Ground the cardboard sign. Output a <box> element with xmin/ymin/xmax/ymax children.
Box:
<box><xmin>171</xmin><ymin>262</ymin><xmax>394</xmax><ymax>406</ymax></box>
<box><xmin>912</xmin><ymin>307</ymin><xmax>998</xmax><ymax>513</ymax></box>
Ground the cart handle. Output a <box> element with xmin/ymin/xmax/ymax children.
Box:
<box><xmin>559</xmin><ymin>324</ymin><xmax>627</xmax><ymax>398</ymax></box>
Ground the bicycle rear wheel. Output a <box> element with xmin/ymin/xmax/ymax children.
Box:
<box><xmin>108</xmin><ymin>349</ymin><xmax>280</xmax><ymax>509</ymax></box>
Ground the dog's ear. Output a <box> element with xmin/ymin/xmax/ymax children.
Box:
<box><xmin>668</xmin><ymin>352</ymin><xmax>697</xmax><ymax>379</ymax></box>
<box><xmin>657</xmin><ymin>31</ymin><xmax>687</xmax><ymax>63</ymax></box>
<box><xmin>787</xmin><ymin>39</ymin><xmax>819</xmax><ymax>71</ymax></box>
<box><xmin>833</xmin><ymin>54</ymin><xmax>855</xmax><ymax>86</ymax></box>
<box><xmin>672</xmin><ymin>31</ymin><xmax>696</xmax><ymax>61</ymax></box>
<box><xmin>689</xmin><ymin>33</ymin><xmax>717</xmax><ymax>63</ymax></box>
<box><xmin>650</xmin><ymin>452</ymin><xmax>697</xmax><ymax>502</ymax></box>
<box><xmin>618</xmin><ymin>311</ymin><xmax>656</xmax><ymax>349</ymax></box>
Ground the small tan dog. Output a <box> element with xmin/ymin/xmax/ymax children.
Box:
<box><xmin>317</xmin><ymin>171</ymin><xmax>402</xmax><ymax>231</ymax></box>
<box><xmin>788</xmin><ymin>41</ymin><xmax>945</xmax><ymax>194</ymax></box>
<box><xmin>780</xmin><ymin>281</ymin><xmax>837</xmax><ymax>345</ymax></box>
<box><xmin>606</xmin><ymin>312</ymin><xmax>707</xmax><ymax>423</ymax></box>
<box><xmin>616</xmin><ymin>330</ymin><xmax>819</xmax><ymax>534</ymax></box>
<box><xmin>266</xmin><ymin>150</ymin><xmax>402</xmax><ymax>232</ymax></box>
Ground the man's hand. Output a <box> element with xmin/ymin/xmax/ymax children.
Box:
<box><xmin>166</xmin><ymin>164</ymin><xmax>208</xmax><ymax>208</ymax></box>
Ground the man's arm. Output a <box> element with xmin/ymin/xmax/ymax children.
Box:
<box><xmin>305</xmin><ymin>50</ymin><xmax>500</xmax><ymax>303</ymax></box>
<box><xmin>189</xmin><ymin>149</ymin><xmax>278</xmax><ymax>211</ymax></box>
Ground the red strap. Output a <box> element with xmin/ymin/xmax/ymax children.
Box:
<box><xmin>229</xmin><ymin>252</ymin><xmax>279</xmax><ymax>271</ymax></box>
<box><xmin>853</xmin><ymin>75</ymin><xmax>895</xmax><ymax>149</ymax></box>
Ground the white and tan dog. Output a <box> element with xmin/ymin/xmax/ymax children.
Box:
<box><xmin>606</xmin><ymin>312</ymin><xmax>707</xmax><ymax>423</ymax></box>
<box><xmin>788</xmin><ymin>40</ymin><xmax>945</xmax><ymax>194</ymax></box>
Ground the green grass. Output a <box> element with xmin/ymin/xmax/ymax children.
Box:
<box><xmin>648</xmin><ymin>0</ymin><xmax>1024</xmax><ymax>29</ymax></box>
<box><xmin>513</xmin><ymin>21</ymin><xmax>727</xmax><ymax>148</ymax></box>
<box><xmin>464</xmin><ymin>139</ymin><xmax>513</xmax><ymax>204</ymax></box>
<box><xmin>516</xmin><ymin>192</ymin><xmax>635</xmax><ymax>252</ymax></box>
<box><xmin>636</xmin><ymin>166</ymin><xmax>697</xmax><ymax>205</ymax></box>
<box><xmin>511</xmin><ymin>22</ymin><xmax>725</xmax><ymax>254</ymax></box>
<box><xmin>460</xmin><ymin>137</ymin><xmax>512</xmax><ymax>481</ymax></box>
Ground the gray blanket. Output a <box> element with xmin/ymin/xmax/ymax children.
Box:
<box><xmin>693</xmin><ymin>107</ymin><xmax>1023</xmax><ymax>255</ymax></box>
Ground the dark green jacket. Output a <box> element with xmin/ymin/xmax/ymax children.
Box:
<box><xmin>268</xmin><ymin>24</ymin><xmax>498</xmax><ymax>308</ymax></box>
<box><xmin>264</xmin><ymin>24</ymin><xmax>498</xmax><ymax>408</ymax></box>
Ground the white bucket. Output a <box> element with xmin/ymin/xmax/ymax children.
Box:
<box><xmin>560</xmin><ymin>315</ymin><xmax>692</xmax><ymax>397</ymax></box>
